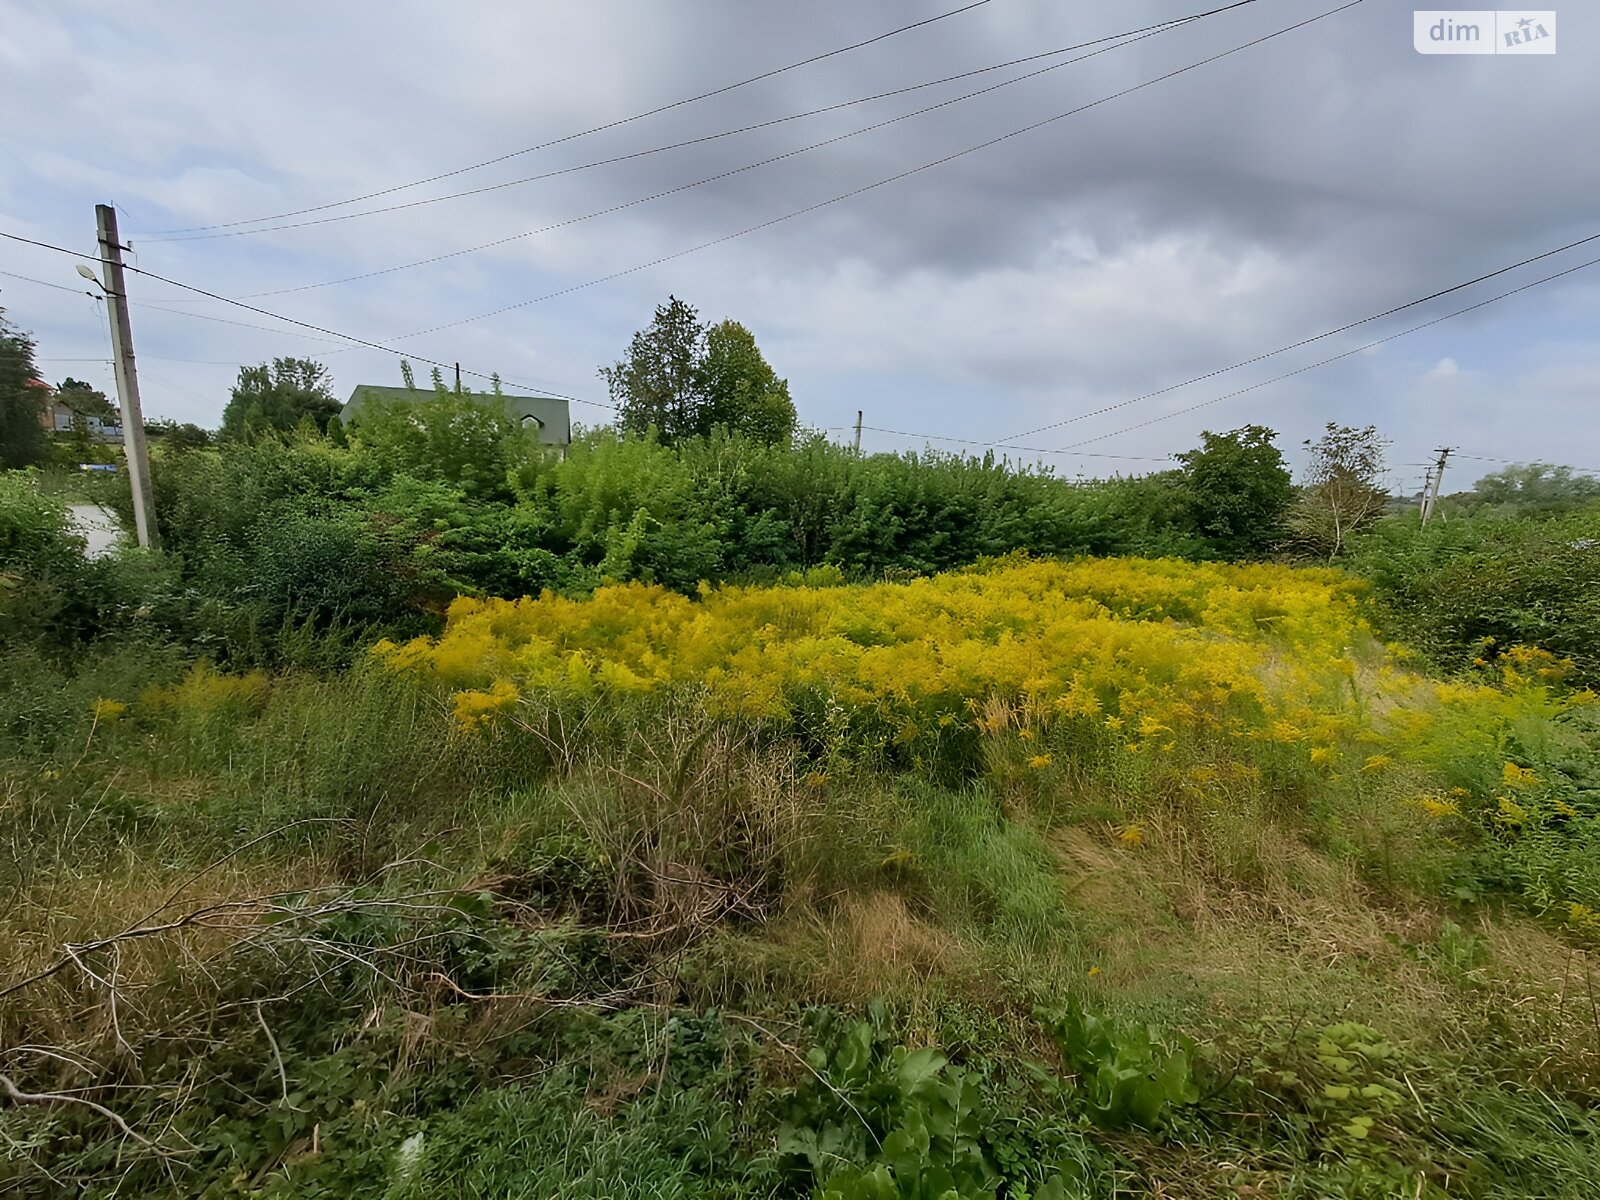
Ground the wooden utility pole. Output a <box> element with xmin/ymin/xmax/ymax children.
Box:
<box><xmin>1420</xmin><ymin>447</ymin><xmax>1451</xmax><ymax>526</ymax></box>
<box><xmin>454</xmin><ymin>362</ymin><xmax>462</xmax><ymax>393</ymax></box>
<box><xmin>852</xmin><ymin>410</ymin><xmax>863</xmax><ymax>453</ymax></box>
<box><xmin>95</xmin><ymin>204</ymin><xmax>157</xmax><ymax>548</ymax></box>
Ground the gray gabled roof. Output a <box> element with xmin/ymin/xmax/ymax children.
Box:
<box><xmin>341</xmin><ymin>385</ymin><xmax>570</xmax><ymax>446</ymax></box>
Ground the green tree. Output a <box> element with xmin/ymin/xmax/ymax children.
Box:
<box><xmin>1289</xmin><ymin>423</ymin><xmax>1389</xmax><ymax>560</ymax></box>
<box><xmin>1175</xmin><ymin>425</ymin><xmax>1294</xmax><ymax>559</ymax></box>
<box><xmin>600</xmin><ymin>298</ymin><xmax>797</xmax><ymax>445</ymax></box>
<box><xmin>700</xmin><ymin>319</ymin><xmax>797</xmax><ymax>445</ymax></box>
<box><xmin>145</xmin><ymin>418</ymin><xmax>213</xmax><ymax>452</ymax></box>
<box><xmin>601</xmin><ymin>296</ymin><xmax>706</xmax><ymax>444</ymax></box>
<box><xmin>220</xmin><ymin>357</ymin><xmax>340</xmax><ymax>440</ymax></box>
<box><xmin>351</xmin><ymin>385</ymin><xmax>538</xmax><ymax>501</ymax></box>
<box><xmin>0</xmin><ymin>309</ymin><xmax>49</xmax><ymax>469</ymax></box>
<box><xmin>1468</xmin><ymin>463</ymin><xmax>1600</xmax><ymax>515</ymax></box>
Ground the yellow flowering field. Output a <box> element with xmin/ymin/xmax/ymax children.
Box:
<box><xmin>367</xmin><ymin>553</ymin><xmax>1600</xmax><ymax>928</ymax></box>
<box><xmin>375</xmin><ymin>556</ymin><xmax>1378</xmax><ymax>754</ymax></box>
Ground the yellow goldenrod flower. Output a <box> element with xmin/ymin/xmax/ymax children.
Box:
<box><xmin>91</xmin><ymin>698</ymin><xmax>128</xmax><ymax>723</ymax></box>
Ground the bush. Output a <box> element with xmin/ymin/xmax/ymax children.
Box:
<box><xmin>1350</xmin><ymin>507</ymin><xmax>1600</xmax><ymax>684</ymax></box>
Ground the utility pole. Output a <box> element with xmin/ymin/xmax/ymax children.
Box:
<box><xmin>852</xmin><ymin>410</ymin><xmax>863</xmax><ymax>454</ymax></box>
<box><xmin>1420</xmin><ymin>447</ymin><xmax>1451</xmax><ymax>526</ymax></box>
<box><xmin>454</xmin><ymin>362</ymin><xmax>462</xmax><ymax>394</ymax></box>
<box><xmin>95</xmin><ymin>204</ymin><xmax>157</xmax><ymax>548</ymax></box>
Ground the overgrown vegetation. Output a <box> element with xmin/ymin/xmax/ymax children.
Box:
<box><xmin>3</xmin><ymin>317</ymin><xmax>1599</xmax><ymax>1195</ymax></box>
<box><xmin>4</xmin><ymin>510</ymin><xmax>1599</xmax><ymax>1194</ymax></box>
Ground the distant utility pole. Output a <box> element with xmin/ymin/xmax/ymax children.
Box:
<box><xmin>853</xmin><ymin>410</ymin><xmax>863</xmax><ymax>453</ymax></box>
<box><xmin>1420</xmin><ymin>447</ymin><xmax>1452</xmax><ymax>526</ymax></box>
<box><xmin>454</xmin><ymin>362</ymin><xmax>462</xmax><ymax>393</ymax></box>
<box><xmin>95</xmin><ymin>204</ymin><xmax>157</xmax><ymax>548</ymax></box>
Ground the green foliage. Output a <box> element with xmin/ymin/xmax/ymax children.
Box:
<box><xmin>349</xmin><ymin>387</ymin><xmax>544</xmax><ymax>502</ymax></box>
<box><xmin>0</xmin><ymin>309</ymin><xmax>49</xmax><ymax>469</ymax></box>
<box><xmin>1465</xmin><ymin>463</ymin><xmax>1600</xmax><ymax>515</ymax></box>
<box><xmin>1290</xmin><ymin>422</ymin><xmax>1389</xmax><ymax>559</ymax></box>
<box><xmin>1175</xmin><ymin>425</ymin><xmax>1293</xmax><ymax>558</ymax></box>
<box><xmin>779</xmin><ymin>1010</ymin><xmax>1098</xmax><ymax>1200</ymax></box>
<box><xmin>1349</xmin><ymin>506</ymin><xmax>1600</xmax><ymax>684</ymax></box>
<box><xmin>701</xmin><ymin>318</ymin><xmax>798</xmax><ymax>445</ymax></box>
<box><xmin>221</xmin><ymin>357</ymin><xmax>340</xmax><ymax>440</ymax></box>
<box><xmin>602</xmin><ymin>295</ymin><xmax>708</xmax><ymax>444</ymax></box>
<box><xmin>602</xmin><ymin>298</ymin><xmax>797</xmax><ymax>446</ymax></box>
<box><xmin>145</xmin><ymin>417</ymin><xmax>213</xmax><ymax>452</ymax></box>
<box><xmin>0</xmin><ymin>471</ymin><xmax>162</xmax><ymax>648</ymax></box>
<box><xmin>1209</xmin><ymin>1015</ymin><xmax>1600</xmax><ymax>1198</ymax></box>
<box><xmin>1040</xmin><ymin>1005</ymin><xmax>1199</xmax><ymax>1130</ymax></box>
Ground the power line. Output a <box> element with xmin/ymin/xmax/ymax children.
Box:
<box><xmin>1054</xmin><ymin>250</ymin><xmax>1600</xmax><ymax>452</ymax></box>
<box><xmin>0</xmin><ymin>261</ymin><xmax>356</xmax><ymax>349</ymax></box>
<box><xmin>860</xmin><ymin>424</ymin><xmax>1173</xmax><ymax>460</ymax></box>
<box><xmin>135</xmin><ymin>302</ymin><xmax>360</xmax><ymax>349</ymax></box>
<box><xmin>236</xmin><ymin>4</ymin><xmax>1257</xmax><ymax>298</ymax></box>
<box><xmin>146</xmin><ymin>2</ymin><xmax>1261</xmax><ymax>246</ymax></box>
<box><xmin>138</xmin><ymin>1</ymin><xmax>1000</xmax><ymax>236</ymax></box>
<box><xmin>388</xmin><ymin>0</ymin><xmax>1360</xmax><ymax>345</ymax></box>
<box><xmin>0</xmin><ymin>228</ymin><xmax>613</xmax><ymax>410</ymax></box>
<box><xmin>0</xmin><ymin>267</ymin><xmax>100</xmax><ymax>298</ymax></box>
<box><xmin>996</xmin><ymin>229</ymin><xmax>1600</xmax><ymax>444</ymax></box>
<box><xmin>1454</xmin><ymin>451</ymin><xmax>1600</xmax><ymax>475</ymax></box>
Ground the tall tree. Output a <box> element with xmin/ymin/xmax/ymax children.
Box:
<box><xmin>700</xmin><ymin>319</ymin><xmax>797</xmax><ymax>446</ymax></box>
<box><xmin>600</xmin><ymin>298</ymin><xmax>797</xmax><ymax>445</ymax></box>
<box><xmin>220</xmin><ymin>357</ymin><xmax>340</xmax><ymax>440</ymax></box>
<box><xmin>0</xmin><ymin>309</ymin><xmax>49</xmax><ymax>469</ymax></box>
<box><xmin>1175</xmin><ymin>425</ymin><xmax>1294</xmax><ymax>559</ymax></box>
<box><xmin>1289</xmin><ymin>423</ymin><xmax>1389</xmax><ymax>560</ymax></box>
<box><xmin>601</xmin><ymin>296</ymin><xmax>706</xmax><ymax>444</ymax></box>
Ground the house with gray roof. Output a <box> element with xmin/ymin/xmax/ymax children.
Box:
<box><xmin>341</xmin><ymin>385</ymin><xmax>571</xmax><ymax>450</ymax></box>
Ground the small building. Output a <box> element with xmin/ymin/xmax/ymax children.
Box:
<box><xmin>36</xmin><ymin>384</ymin><xmax>124</xmax><ymax>442</ymax></box>
<box><xmin>341</xmin><ymin>385</ymin><xmax>571</xmax><ymax>451</ymax></box>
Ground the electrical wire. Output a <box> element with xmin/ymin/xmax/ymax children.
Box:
<box><xmin>386</xmin><ymin>0</ymin><xmax>1361</xmax><ymax>344</ymax></box>
<box><xmin>238</xmin><ymin>5</ymin><xmax>1253</xmax><ymax>298</ymax></box>
<box><xmin>139</xmin><ymin>1</ymin><xmax>1001</xmax><ymax>236</ymax></box>
<box><xmin>860</xmin><ymin>425</ymin><xmax>1173</xmax><ymax>460</ymax></box>
<box><xmin>1454</xmin><ymin>451</ymin><xmax>1600</xmax><ymax>475</ymax></box>
<box><xmin>0</xmin><ymin>229</ymin><xmax>612</xmax><ymax>410</ymax></box>
<box><xmin>996</xmin><ymin>228</ymin><xmax>1600</xmax><ymax>444</ymax></box>
<box><xmin>145</xmin><ymin>1</ymin><xmax>1262</xmax><ymax>245</ymax></box>
<box><xmin>0</xmin><ymin>267</ymin><xmax>99</xmax><ymax>298</ymax></box>
<box><xmin>1054</xmin><ymin>251</ymin><xmax>1600</xmax><ymax>452</ymax></box>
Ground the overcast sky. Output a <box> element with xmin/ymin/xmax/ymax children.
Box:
<box><xmin>2</xmin><ymin>0</ymin><xmax>1595</xmax><ymax>488</ymax></box>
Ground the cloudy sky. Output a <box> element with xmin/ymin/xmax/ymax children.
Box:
<box><xmin>2</xmin><ymin>0</ymin><xmax>1595</xmax><ymax>488</ymax></box>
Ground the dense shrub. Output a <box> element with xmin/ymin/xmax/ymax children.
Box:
<box><xmin>1349</xmin><ymin>506</ymin><xmax>1600</xmax><ymax>685</ymax></box>
<box><xmin>0</xmin><ymin>471</ymin><xmax>159</xmax><ymax>648</ymax></box>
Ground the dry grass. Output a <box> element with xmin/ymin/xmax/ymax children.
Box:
<box><xmin>1049</xmin><ymin>815</ymin><xmax>1600</xmax><ymax>1091</ymax></box>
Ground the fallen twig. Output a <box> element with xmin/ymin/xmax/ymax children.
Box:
<box><xmin>0</xmin><ymin>1071</ymin><xmax>155</xmax><ymax>1147</ymax></box>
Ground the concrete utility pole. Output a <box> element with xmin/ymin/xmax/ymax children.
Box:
<box><xmin>852</xmin><ymin>410</ymin><xmax>863</xmax><ymax>453</ymax></box>
<box><xmin>95</xmin><ymin>204</ymin><xmax>157</xmax><ymax>548</ymax></box>
<box><xmin>1420</xmin><ymin>447</ymin><xmax>1452</xmax><ymax>526</ymax></box>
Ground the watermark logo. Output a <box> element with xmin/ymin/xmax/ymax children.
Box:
<box><xmin>1414</xmin><ymin>11</ymin><xmax>1556</xmax><ymax>54</ymax></box>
